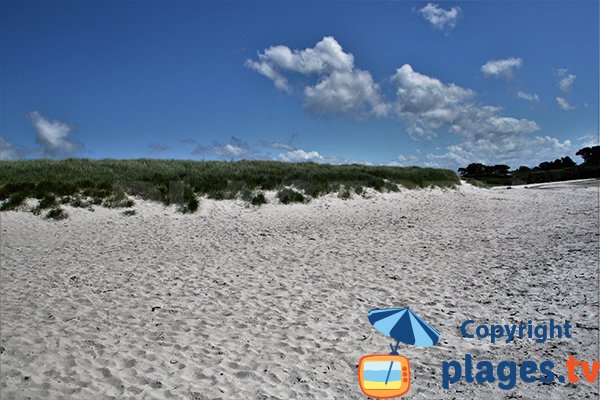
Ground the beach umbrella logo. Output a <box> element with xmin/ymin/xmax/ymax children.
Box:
<box><xmin>358</xmin><ymin>307</ymin><xmax>441</xmax><ymax>398</ymax></box>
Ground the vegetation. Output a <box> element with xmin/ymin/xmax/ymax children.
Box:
<box><xmin>338</xmin><ymin>187</ymin><xmax>352</xmax><ymax>200</ymax></box>
<box><xmin>458</xmin><ymin>146</ymin><xmax>600</xmax><ymax>186</ymax></box>
<box><xmin>277</xmin><ymin>188</ymin><xmax>305</xmax><ymax>204</ymax></box>
<box><xmin>45</xmin><ymin>207</ymin><xmax>68</xmax><ymax>220</ymax></box>
<box><xmin>249</xmin><ymin>192</ymin><xmax>267</xmax><ymax>206</ymax></box>
<box><xmin>0</xmin><ymin>192</ymin><xmax>27</xmax><ymax>211</ymax></box>
<box><xmin>32</xmin><ymin>193</ymin><xmax>57</xmax><ymax>215</ymax></box>
<box><xmin>0</xmin><ymin>159</ymin><xmax>459</xmax><ymax>216</ymax></box>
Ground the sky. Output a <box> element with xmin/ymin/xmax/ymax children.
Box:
<box><xmin>1</xmin><ymin>1</ymin><xmax>598</xmax><ymax>169</ymax></box>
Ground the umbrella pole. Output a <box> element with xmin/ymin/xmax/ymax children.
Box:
<box><xmin>384</xmin><ymin>340</ymin><xmax>401</xmax><ymax>385</ymax></box>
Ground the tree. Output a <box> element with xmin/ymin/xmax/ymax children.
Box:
<box><xmin>457</xmin><ymin>163</ymin><xmax>486</xmax><ymax>177</ymax></box>
<box><xmin>514</xmin><ymin>166</ymin><xmax>531</xmax><ymax>174</ymax></box>
<box><xmin>489</xmin><ymin>164</ymin><xmax>510</xmax><ymax>176</ymax></box>
<box><xmin>537</xmin><ymin>156</ymin><xmax>577</xmax><ymax>170</ymax></box>
<box><xmin>576</xmin><ymin>146</ymin><xmax>600</xmax><ymax>165</ymax></box>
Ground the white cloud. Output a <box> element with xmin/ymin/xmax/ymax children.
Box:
<box><xmin>249</xmin><ymin>38</ymin><xmax>572</xmax><ymax>170</ymax></box>
<box><xmin>397</xmin><ymin>135</ymin><xmax>573</xmax><ymax>170</ymax></box>
<box><xmin>577</xmin><ymin>134</ymin><xmax>598</xmax><ymax>148</ymax></box>
<box><xmin>387</xmin><ymin>64</ymin><xmax>574</xmax><ymax>169</ymax></box>
<box><xmin>517</xmin><ymin>91</ymin><xmax>539</xmax><ymax>102</ymax></box>
<box><xmin>0</xmin><ymin>137</ymin><xmax>20</xmax><ymax>160</ymax></box>
<box><xmin>556</xmin><ymin>97</ymin><xmax>574</xmax><ymax>111</ymax></box>
<box><xmin>481</xmin><ymin>58</ymin><xmax>522</xmax><ymax>78</ymax></box>
<box><xmin>419</xmin><ymin>3</ymin><xmax>461</xmax><ymax>31</ymax></box>
<box><xmin>193</xmin><ymin>137</ymin><xmax>250</xmax><ymax>159</ymax></box>
<box><xmin>557</xmin><ymin>68</ymin><xmax>576</xmax><ymax>92</ymax></box>
<box><xmin>304</xmin><ymin>69</ymin><xmax>389</xmax><ymax>116</ymax></box>
<box><xmin>29</xmin><ymin>111</ymin><xmax>81</xmax><ymax>157</ymax></box>
<box><xmin>246</xmin><ymin>36</ymin><xmax>387</xmax><ymax>116</ymax></box>
<box><xmin>390</xmin><ymin>64</ymin><xmax>475</xmax><ymax>138</ymax></box>
<box><xmin>390</xmin><ymin>64</ymin><xmax>539</xmax><ymax>140</ymax></box>
<box><xmin>278</xmin><ymin>149</ymin><xmax>323</xmax><ymax>162</ymax></box>
<box><xmin>260</xmin><ymin>140</ymin><xmax>296</xmax><ymax>150</ymax></box>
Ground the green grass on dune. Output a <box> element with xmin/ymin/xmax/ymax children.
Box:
<box><xmin>0</xmin><ymin>158</ymin><xmax>460</xmax><ymax>214</ymax></box>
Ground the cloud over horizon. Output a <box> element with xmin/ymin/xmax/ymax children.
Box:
<box><xmin>390</xmin><ymin>63</ymin><xmax>539</xmax><ymax>140</ymax></box>
<box><xmin>29</xmin><ymin>111</ymin><xmax>81</xmax><ymax>157</ymax></box>
<box><xmin>247</xmin><ymin>36</ymin><xmax>579</xmax><ymax>170</ymax></box>
<box><xmin>0</xmin><ymin>137</ymin><xmax>20</xmax><ymax>160</ymax></box>
<box><xmin>277</xmin><ymin>149</ymin><xmax>323</xmax><ymax>162</ymax></box>
<box><xmin>193</xmin><ymin>136</ymin><xmax>251</xmax><ymax>159</ymax></box>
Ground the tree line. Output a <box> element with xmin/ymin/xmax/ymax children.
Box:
<box><xmin>458</xmin><ymin>145</ymin><xmax>600</xmax><ymax>185</ymax></box>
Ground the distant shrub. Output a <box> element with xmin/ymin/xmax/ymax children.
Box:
<box><xmin>207</xmin><ymin>191</ymin><xmax>225</xmax><ymax>200</ymax></box>
<box><xmin>0</xmin><ymin>192</ymin><xmax>27</xmax><ymax>211</ymax></box>
<box><xmin>396</xmin><ymin>180</ymin><xmax>418</xmax><ymax>190</ymax></box>
<box><xmin>250</xmin><ymin>192</ymin><xmax>267</xmax><ymax>206</ymax></box>
<box><xmin>122</xmin><ymin>209</ymin><xmax>136</xmax><ymax>216</ymax></box>
<box><xmin>45</xmin><ymin>207</ymin><xmax>68</xmax><ymax>220</ymax></box>
<box><xmin>240</xmin><ymin>188</ymin><xmax>267</xmax><ymax>206</ymax></box>
<box><xmin>366</xmin><ymin>178</ymin><xmax>385</xmax><ymax>191</ymax></box>
<box><xmin>184</xmin><ymin>197</ymin><xmax>199</xmax><ymax>213</ymax></box>
<box><xmin>0</xmin><ymin>182</ymin><xmax>35</xmax><ymax>200</ymax></box>
<box><xmin>383</xmin><ymin>181</ymin><xmax>400</xmax><ymax>192</ymax></box>
<box><xmin>277</xmin><ymin>188</ymin><xmax>305</xmax><ymax>204</ymax></box>
<box><xmin>103</xmin><ymin>189</ymin><xmax>134</xmax><ymax>208</ymax></box>
<box><xmin>38</xmin><ymin>193</ymin><xmax>57</xmax><ymax>209</ymax></box>
<box><xmin>32</xmin><ymin>193</ymin><xmax>57</xmax><ymax>215</ymax></box>
<box><xmin>354</xmin><ymin>185</ymin><xmax>364</xmax><ymax>196</ymax></box>
<box><xmin>178</xmin><ymin>185</ymin><xmax>199</xmax><ymax>214</ymax></box>
<box><xmin>69</xmin><ymin>196</ymin><xmax>87</xmax><ymax>208</ymax></box>
<box><xmin>289</xmin><ymin>180</ymin><xmax>327</xmax><ymax>198</ymax></box>
<box><xmin>338</xmin><ymin>187</ymin><xmax>352</xmax><ymax>200</ymax></box>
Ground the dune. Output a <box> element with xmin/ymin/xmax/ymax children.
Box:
<box><xmin>0</xmin><ymin>181</ymin><xmax>597</xmax><ymax>399</ymax></box>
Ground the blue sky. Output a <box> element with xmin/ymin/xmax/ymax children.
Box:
<box><xmin>1</xmin><ymin>1</ymin><xmax>598</xmax><ymax>169</ymax></box>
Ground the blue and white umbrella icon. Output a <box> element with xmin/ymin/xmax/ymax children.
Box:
<box><xmin>368</xmin><ymin>307</ymin><xmax>440</xmax><ymax>385</ymax></box>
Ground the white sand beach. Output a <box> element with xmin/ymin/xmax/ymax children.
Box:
<box><xmin>0</xmin><ymin>180</ymin><xmax>598</xmax><ymax>399</ymax></box>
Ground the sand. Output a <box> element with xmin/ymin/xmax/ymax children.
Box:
<box><xmin>0</xmin><ymin>180</ymin><xmax>598</xmax><ymax>399</ymax></box>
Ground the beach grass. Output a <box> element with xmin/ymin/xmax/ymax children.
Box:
<box><xmin>0</xmin><ymin>159</ymin><xmax>460</xmax><ymax>213</ymax></box>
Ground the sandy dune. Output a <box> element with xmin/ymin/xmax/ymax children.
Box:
<box><xmin>0</xmin><ymin>181</ymin><xmax>598</xmax><ymax>399</ymax></box>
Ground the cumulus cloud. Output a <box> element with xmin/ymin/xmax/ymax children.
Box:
<box><xmin>249</xmin><ymin>37</ymin><xmax>571</xmax><ymax>170</ymax></box>
<box><xmin>193</xmin><ymin>137</ymin><xmax>250</xmax><ymax>159</ymax></box>
<box><xmin>387</xmin><ymin>64</ymin><xmax>571</xmax><ymax>169</ymax></box>
<box><xmin>390</xmin><ymin>64</ymin><xmax>539</xmax><ymax>140</ymax></box>
<box><xmin>557</xmin><ymin>68</ymin><xmax>576</xmax><ymax>92</ymax></box>
<box><xmin>278</xmin><ymin>149</ymin><xmax>323</xmax><ymax>162</ymax></box>
<box><xmin>245</xmin><ymin>36</ymin><xmax>387</xmax><ymax>116</ymax></box>
<box><xmin>419</xmin><ymin>3</ymin><xmax>461</xmax><ymax>31</ymax></box>
<box><xmin>396</xmin><ymin>135</ymin><xmax>572</xmax><ymax>170</ymax></box>
<box><xmin>481</xmin><ymin>58</ymin><xmax>522</xmax><ymax>78</ymax></box>
<box><xmin>556</xmin><ymin>97</ymin><xmax>574</xmax><ymax>111</ymax></box>
<box><xmin>0</xmin><ymin>137</ymin><xmax>20</xmax><ymax>160</ymax></box>
<box><xmin>517</xmin><ymin>91</ymin><xmax>539</xmax><ymax>102</ymax></box>
<box><xmin>29</xmin><ymin>111</ymin><xmax>81</xmax><ymax>157</ymax></box>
